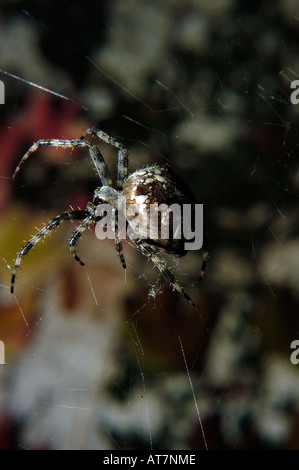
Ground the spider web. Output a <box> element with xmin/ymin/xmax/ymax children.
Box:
<box><xmin>0</xmin><ymin>0</ymin><xmax>299</xmax><ymax>452</ymax></box>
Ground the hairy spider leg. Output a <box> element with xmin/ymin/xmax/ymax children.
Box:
<box><xmin>81</xmin><ymin>127</ymin><xmax>129</xmax><ymax>190</ymax></box>
<box><xmin>12</xmin><ymin>139</ymin><xmax>112</xmax><ymax>187</ymax></box>
<box><xmin>68</xmin><ymin>205</ymin><xmax>127</xmax><ymax>270</ymax></box>
<box><xmin>12</xmin><ymin>139</ymin><xmax>86</xmax><ymax>179</ymax></box>
<box><xmin>10</xmin><ymin>210</ymin><xmax>89</xmax><ymax>294</ymax></box>
<box><xmin>68</xmin><ymin>214</ymin><xmax>96</xmax><ymax>266</ymax></box>
<box><xmin>112</xmin><ymin>207</ymin><xmax>126</xmax><ymax>270</ymax></box>
<box><xmin>134</xmin><ymin>239</ymin><xmax>196</xmax><ymax>308</ymax></box>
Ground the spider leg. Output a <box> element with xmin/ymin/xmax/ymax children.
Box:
<box><xmin>12</xmin><ymin>139</ymin><xmax>89</xmax><ymax>179</ymax></box>
<box><xmin>88</xmin><ymin>145</ymin><xmax>112</xmax><ymax>186</ymax></box>
<box><xmin>68</xmin><ymin>215</ymin><xmax>95</xmax><ymax>266</ymax></box>
<box><xmin>134</xmin><ymin>239</ymin><xmax>196</xmax><ymax>308</ymax></box>
<box><xmin>68</xmin><ymin>205</ymin><xmax>127</xmax><ymax>270</ymax></box>
<box><xmin>10</xmin><ymin>210</ymin><xmax>89</xmax><ymax>294</ymax></box>
<box><xmin>12</xmin><ymin>138</ymin><xmax>113</xmax><ymax>187</ymax></box>
<box><xmin>112</xmin><ymin>208</ymin><xmax>126</xmax><ymax>270</ymax></box>
<box><xmin>81</xmin><ymin>127</ymin><xmax>129</xmax><ymax>190</ymax></box>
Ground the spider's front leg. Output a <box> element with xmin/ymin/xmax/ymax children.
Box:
<box><xmin>10</xmin><ymin>210</ymin><xmax>89</xmax><ymax>294</ymax></box>
<box><xmin>81</xmin><ymin>127</ymin><xmax>129</xmax><ymax>190</ymax></box>
<box><xmin>133</xmin><ymin>239</ymin><xmax>196</xmax><ymax>308</ymax></box>
<box><xmin>12</xmin><ymin>137</ymin><xmax>113</xmax><ymax>188</ymax></box>
<box><xmin>12</xmin><ymin>139</ymin><xmax>89</xmax><ymax>180</ymax></box>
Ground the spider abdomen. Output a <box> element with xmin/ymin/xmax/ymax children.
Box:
<box><xmin>123</xmin><ymin>165</ymin><xmax>196</xmax><ymax>255</ymax></box>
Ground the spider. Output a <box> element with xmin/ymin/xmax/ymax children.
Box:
<box><xmin>10</xmin><ymin>127</ymin><xmax>208</xmax><ymax>307</ymax></box>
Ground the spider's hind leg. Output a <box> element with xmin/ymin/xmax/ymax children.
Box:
<box><xmin>134</xmin><ymin>239</ymin><xmax>196</xmax><ymax>308</ymax></box>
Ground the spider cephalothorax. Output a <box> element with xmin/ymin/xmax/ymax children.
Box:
<box><xmin>10</xmin><ymin>127</ymin><xmax>208</xmax><ymax>306</ymax></box>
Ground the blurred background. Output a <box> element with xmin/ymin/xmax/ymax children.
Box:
<box><xmin>0</xmin><ymin>0</ymin><xmax>299</xmax><ymax>450</ymax></box>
